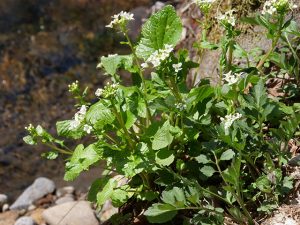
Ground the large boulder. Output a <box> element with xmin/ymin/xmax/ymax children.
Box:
<box><xmin>42</xmin><ymin>201</ymin><xmax>99</xmax><ymax>225</ymax></box>
<box><xmin>10</xmin><ymin>177</ymin><xmax>55</xmax><ymax>210</ymax></box>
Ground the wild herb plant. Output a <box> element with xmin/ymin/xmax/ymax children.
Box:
<box><xmin>24</xmin><ymin>1</ymin><xmax>300</xmax><ymax>224</ymax></box>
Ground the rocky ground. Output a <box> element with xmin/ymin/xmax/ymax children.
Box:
<box><xmin>0</xmin><ymin>177</ymin><xmax>119</xmax><ymax>225</ymax></box>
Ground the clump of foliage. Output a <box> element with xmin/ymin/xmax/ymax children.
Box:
<box><xmin>24</xmin><ymin>1</ymin><xmax>300</xmax><ymax>224</ymax></box>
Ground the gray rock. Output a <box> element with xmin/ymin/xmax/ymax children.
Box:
<box><xmin>10</xmin><ymin>177</ymin><xmax>55</xmax><ymax>210</ymax></box>
<box><xmin>56</xmin><ymin>186</ymin><xmax>75</xmax><ymax>198</ymax></box>
<box><xmin>14</xmin><ymin>216</ymin><xmax>36</xmax><ymax>225</ymax></box>
<box><xmin>42</xmin><ymin>201</ymin><xmax>99</xmax><ymax>225</ymax></box>
<box><xmin>0</xmin><ymin>194</ymin><xmax>8</xmax><ymax>207</ymax></box>
<box><xmin>55</xmin><ymin>196</ymin><xmax>74</xmax><ymax>205</ymax></box>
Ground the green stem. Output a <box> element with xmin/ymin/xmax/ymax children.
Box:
<box><xmin>111</xmin><ymin>103</ymin><xmax>135</xmax><ymax>150</ymax></box>
<box><xmin>169</xmin><ymin>77</ymin><xmax>182</xmax><ymax>102</ymax></box>
<box><xmin>213</xmin><ymin>153</ymin><xmax>254</xmax><ymax>225</ymax></box>
<box><xmin>45</xmin><ymin>143</ymin><xmax>72</xmax><ymax>155</ymax></box>
<box><xmin>124</xmin><ymin>31</ymin><xmax>152</xmax><ymax>125</ymax></box>
<box><xmin>256</xmin><ymin>17</ymin><xmax>284</xmax><ymax>71</ymax></box>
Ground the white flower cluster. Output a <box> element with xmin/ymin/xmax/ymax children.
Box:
<box><xmin>223</xmin><ymin>71</ymin><xmax>243</xmax><ymax>85</ymax></box>
<box><xmin>69</xmin><ymin>105</ymin><xmax>88</xmax><ymax>130</ymax></box>
<box><xmin>25</xmin><ymin>123</ymin><xmax>35</xmax><ymax>132</ymax></box>
<box><xmin>142</xmin><ymin>44</ymin><xmax>174</xmax><ymax>69</ymax></box>
<box><xmin>217</xmin><ymin>10</ymin><xmax>236</xmax><ymax>27</ymax></box>
<box><xmin>95</xmin><ymin>82</ymin><xmax>119</xmax><ymax>98</ymax></box>
<box><xmin>83</xmin><ymin>124</ymin><xmax>93</xmax><ymax>134</ymax></box>
<box><xmin>194</xmin><ymin>0</ymin><xmax>216</xmax><ymax>12</ymax></box>
<box><xmin>220</xmin><ymin>113</ymin><xmax>242</xmax><ymax>131</ymax></box>
<box><xmin>68</xmin><ymin>80</ymin><xmax>79</xmax><ymax>92</ymax></box>
<box><xmin>262</xmin><ymin>0</ymin><xmax>297</xmax><ymax>15</ymax></box>
<box><xmin>106</xmin><ymin>11</ymin><xmax>134</xmax><ymax>29</ymax></box>
<box><xmin>175</xmin><ymin>103</ymin><xmax>187</xmax><ymax>111</ymax></box>
<box><xmin>173</xmin><ymin>63</ymin><xmax>183</xmax><ymax>73</ymax></box>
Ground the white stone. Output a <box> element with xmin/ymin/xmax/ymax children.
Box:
<box><xmin>10</xmin><ymin>177</ymin><xmax>55</xmax><ymax>210</ymax></box>
<box><xmin>42</xmin><ymin>201</ymin><xmax>99</xmax><ymax>225</ymax></box>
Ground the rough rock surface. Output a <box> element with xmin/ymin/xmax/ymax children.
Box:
<box><xmin>10</xmin><ymin>177</ymin><xmax>55</xmax><ymax>210</ymax></box>
<box><xmin>42</xmin><ymin>201</ymin><xmax>99</xmax><ymax>225</ymax></box>
<box><xmin>14</xmin><ymin>216</ymin><xmax>36</xmax><ymax>225</ymax></box>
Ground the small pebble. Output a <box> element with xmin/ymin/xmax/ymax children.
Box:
<box><xmin>2</xmin><ymin>203</ymin><xmax>9</xmax><ymax>212</ymax></box>
<box><xmin>56</xmin><ymin>186</ymin><xmax>75</xmax><ymax>198</ymax></box>
<box><xmin>28</xmin><ymin>205</ymin><xmax>36</xmax><ymax>211</ymax></box>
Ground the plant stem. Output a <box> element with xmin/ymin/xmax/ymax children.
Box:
<box><xmin>213</xmin><ymin>153</ymin><xmax>254</xmax><ymax>225</ymax></box>
<box><xmin>256</xmin><ymin>17</ymin><xmax>284</xmax><ymax>71</ymax></box>
<box><xmin>111</xmin><ymin>103</ymin><xmax>135</xmax><ymax>150</ymax></box>
<box><xmin>45</xmin><ymin>143</ymin><xmax>72</xmax><ymax>155</ymax></box>
<box><xmin>124</xmin><ymin>31</ymin><xmax>152</xmax><ymax>125</ymax></box>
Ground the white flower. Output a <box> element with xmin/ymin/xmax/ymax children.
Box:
<box><xmin>78</xmin><ymin>105</ymin><xmax>87</xmax><ymax>115</ymax></box>
<box><xmin>83</xmin><ymin>124</ymin><xmax>93</xmax><ymax>134</ymax></box>
<box><xmin>95</xmin><ymin>88</ymin><xmax>104</xmax><ymax>97</ymax></box>
<box><xmin>217</xmin><ymin>10</ymin><xmax>236</xmax><ymax>27</ymax></box>
<box><xmin>25</xmin><ymin>124</ymin><xmax>34</xmax><ymax>132</ymax></box>
<box><xmin>145</xmin><ymin>44</ymin><xmax>174</xmax><ymax>68</ymax></box>
<box><xmin>173</xmin><ymin>63</ymin><xmax>183</xmax><ymax>73</ymax></box>
<box><xmin>175</xmin><ymin>103</ymin><xmax>187</xmax><ymax>111</ymax></box>
<box><xmin>220</xmin><ymin>113</ymin><xmax>242</xmax><ymax>131</ymax></box>
<box><xmin>68</xmin><ymin>80</ymin><xmax>79</xmax><ymax>92</ymax></box>
<box><xmin>262</xmin><ymin>0</ymin><xmax>296</xmax><ymax>15</ymax></box>
<box><xmin>141</xmin><ymin>62</ymin><xmax>148</xmax><ymax>69</ymax></box>
<box><xmin>70</xmin><ymin>120</ymin><xmax>81</xmax><ymax>130</ymax></box>
<box><xmin>106</xmin><ymin>11</ymin><xmax>134</xmax><ymax>29</ymax></box>
<box><xmin>223</xmin><ymin>71</ymin><xmax>242</xmax><ymax>85</ymax></box>
<box><xmin>69</xmin><ymin>105</ymin><xmax>88</xmax><ymax>130</ymax></box>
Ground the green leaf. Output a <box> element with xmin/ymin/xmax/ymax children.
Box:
<box><xmin>100</xmin><ymin>54</ymin><xmax>133</xmax><ymax>75</ymax></box>
<box><xmin>41</xmin><ymin>151</ymin><xmax>58</xmax><ymax>160</ymax></box>
<box><xmin>88</xmin><ymin>178</ymin><xmax>102</xmax><ymax>202</ymax></box>
<box><xmin>97</xmin><ymin>178</ymin><xmax>117</xmax><ymax>206</ymax></box>
<box><xmin>200</xmin><ymin>165</ymin><xmax>216</xmax><ymax>178</ymax></box>
<box><xmin>111</xmin><ymin>188</ymin><xmax>133</xmax><ymax>207</ymax></box>
<box><xmin>187</xmin><ymin>85</ymin><xmax>214</xmax><ymax>109</ymax></box>
<box><xmin>220</xmin><ymin>149</ymin><xmax>235</xmax><ymax>161</ymax></box>
<box><xmin>56</xmin><ymin>120</ymin><xmax>84</xmax><ymax>139</ymax></box>
<box><xmin>136</xmin><ymin>5</ymin><xmax>182</xmax><ymax>59</ymax></box>
<box><xmin>195</xmin><ymin>154</ymin><xmax>210</xmax><ymax>164</ymax></box>
<box><xmin>64</xmin><ymin>144</ymin><xmax>101</xmax><ymax>181</ymax></box>
<box><xmin>144</xmin><ymin>203</ymin><xmax>177</xmax><ymax>224</ymax></box>
<box><xmin>155</xmin><ymin>149</ymin><xmax>175</xmax><ymax>166</ymax></box>
<box><xmin>152</xmin><ymin>121</ymin><xmax>174</xmax><ymax>150</ymax></box>
<box><xmin>161</xmin><ymin>187</ymin><xmax>186</xmax><ymax>208</ymax></box>
<box><xmin>86</xmin><ymin>102</ymin><xmax>115</xmax><ymax>130</ymax></box>
<box><xmin>23</xmin><ymin>135</ymin><xmax>36</xmax><ymax>145</ymax></box>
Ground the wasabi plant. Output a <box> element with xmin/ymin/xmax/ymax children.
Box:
<box><xmin>24</xmin><ymin>3</ymin><xmax>300</xmax><ymax>225</ymax></box>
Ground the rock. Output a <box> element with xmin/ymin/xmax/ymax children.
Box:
<box><xmin>26</xmin><ymin>208</ymin><xmax>45</xmax><ymax>225</ymax></box>
<box><xmin>56</xmin><ymin>186</ymin><xmax>75</xmax><ymax>198</ymax></box>
<box><xmin>14</xmin><ymin>216</ymin><xmax>36</xmax><ymax>225</ymax></box>
<box><xmin>55</xmin><ymin>196</ymin><xmax>74</xmax><ymax>205</ymax></box>
<box><xmin>42</xmin><ymin>201</ymin><xmax>99</xmax><ymax>225</ymax></box>
<box><xmin>0</xmin><ymin>211</ymin><xmax>19</xmax><ymax>225</ymax></box>
<box><xmin>3</xmin><ymin>203</ymin><xmax>9</xmax><ymax>212</ymax></box>
<box><xmin>10</xmin><ymin>177</ymin><xmax>55</xmax><ymax>210</ymax></box>
<box><xmin>0</xmin><ymin>194</ymin><xmax>8</xmax><ymax>207</ymax></box>
<box><xmin>28</xmin><ymin>205</ymin><xmax>36</xmax><ymax>211</ymax></box>
<box><xmin>99</xmin><ymin>200</ymin><xmax>118</xmax><ymax>222</ymax></box>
